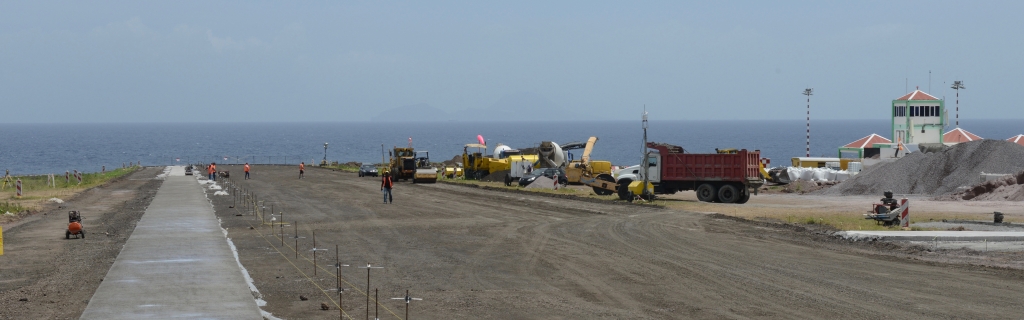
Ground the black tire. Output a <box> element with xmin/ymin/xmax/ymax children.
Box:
<box><xmin>696</xmin><ymin>184</ymin><xmax>717</xmax><ymax>202</ymax></box>
<box><xmin>592</xmin><ymin>174</ymin><xmax>616</xmax><ymax>196</ymax></box>
<box><xmin>736</xmin><ymin>190</ymin><xmax>751</xmax><ymax>204</ymax></box>
<box><xmin>66</xmin><ymin>230</ymin><xmax>70</xmax><ymax>239</ymax></box>
<box><xmin>617</xmin><ymin>179</ymin><xmax>633</xmax><ymax>201</ymax></box>
<box><xmin>718</xmin><ymin>184</ymin><xmax>740</xmax><ymax>203</ymax></box>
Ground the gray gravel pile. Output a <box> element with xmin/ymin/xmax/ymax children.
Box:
<box><xmin>825</xmin><ymin>139</ymin><xmax>1024</xmax><ymax>196</ymax></box>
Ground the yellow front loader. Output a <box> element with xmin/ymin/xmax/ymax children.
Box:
<box><xmin>565</xmin><ymin>136</ymin><xmax>617</xmax><ymax>195</ymax></box>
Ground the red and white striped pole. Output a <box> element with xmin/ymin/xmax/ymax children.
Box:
<box><xmin>803</xmin><ymin>88</ymin><xmax>813</xmax><ymax>157</ymax></box>
<box><xmin>15</xmin><ymin>179</ymin><xmax>22</xmax><ymax>197</ymax></box>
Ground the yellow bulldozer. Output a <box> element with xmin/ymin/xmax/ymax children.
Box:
<box><xmin>564</xmin><ymin>137</ymin><xmax>617</xmax><ymax>195</ymax></box>
<box><xmin>389</xmin><ymin>147</ymin><xmax>416</xmax><ymax>181</ymax></box>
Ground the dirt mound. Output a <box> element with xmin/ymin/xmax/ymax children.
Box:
<box><xmin>441</xmin><ymin>156</ymin><xmax>461</xmax><ymax>166</ymax></box>
<box><xmin>481</xmin><ymin>170</ymin><xmax>510</xmax><ymax>182</ymax></box>
<box><xmin>825</xmin><ymin>140</ymin><xmax>1024</xmax><ymax>196</ymax></box>
<box><xmin>936</xmin><ymin>170</ymin><xmax>1024</xmax><ymax>201</ymax></box>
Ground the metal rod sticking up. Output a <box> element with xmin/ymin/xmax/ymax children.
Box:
<box><xmin>391</xmin><ymin>289</ymin><xmax>422</xmax><ymax>320</ymax></box>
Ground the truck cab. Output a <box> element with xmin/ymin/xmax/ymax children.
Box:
<box><xmin>614</xmin><ymin>153</ymin><xmax>661</xmax><ymax>185</ymax></box>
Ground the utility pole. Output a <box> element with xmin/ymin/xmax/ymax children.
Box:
<box><xmin>803</xmin><ymin>88</ymin><xmax>814</xmax><ymax>157</ymax></box>
<box><xmin>324</xmin><ymin>143</ymin><xmax>329</xmax><ymax>165</ymax></box>
<box><xmin>641</xmin><ymin>108</ymin><xmax>651</xmax><ymax>199</ymax></box>
<box><xmin>951</xmin><ymin>81</ymin><xmax>965</xmax><ymax>127</ymax></box>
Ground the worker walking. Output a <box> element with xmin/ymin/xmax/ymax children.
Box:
<box><xmin>208</xmin><ymin>162</ymin><xmax>217</xmax><ymax>181</ymax></box>
<box><xmin>244</xmin><ymin>162</ymin><xmax>250</xmax><ymax>180</ymax></box>
<box><xmin>299</xmin><ymin>162</ymin><xmax>305</xmax><ymax>179</ymax></box>
<box><xmin>381</xmin><ymin>171</ymin><xmax>393</xmax><ymax>204</ymax></box>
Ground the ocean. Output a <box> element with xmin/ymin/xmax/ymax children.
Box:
<box><xmin>1</xmin><ymin>120</ymin><xmax>1021</xmax><ymax>175</ymax></box>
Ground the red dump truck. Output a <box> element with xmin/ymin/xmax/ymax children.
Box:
<box><xmin>614</xmin><ymin>142</ymin><xmax>764</xmax><ymax>204</ymax></box>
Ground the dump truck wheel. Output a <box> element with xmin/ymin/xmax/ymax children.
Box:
<box><xmin>718</xmin><ymin>184</ymin><xmax>739</xmax><ymax>203</ymax></box>
<box><xmin>696</xmin><ymin>184</ymin><xmax>717</xmax><ymax>202</ymax></box>
<box><xmin>617</xmin><ymin>179</ymin><xmax>633</xmax><ymax>200</ymax></box>
<box><xmin>593</xmin><ymin>174</ymin><xmax>616</xmax><ymax>196</ymax></box>
<box><xmin>736</xmin><ymin>190</ymin><xmax>751</xmax><ymax>204</ymax></box>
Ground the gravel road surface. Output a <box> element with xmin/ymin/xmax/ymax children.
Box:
<box><xmin>210</xmin><ymin>165</ymin><xmax>1024</xmax><ymax>319</ymax></box>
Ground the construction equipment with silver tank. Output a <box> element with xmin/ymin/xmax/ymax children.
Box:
<box><xmin>464</xmin><ymin>143</ymin><xmax>541</xmax><ymax>182</ymax></box>
<box><xmin>412</xmin><ymin>151</ymin><xmax>438</xmax><ymax>183</ymax></box>
<box><xmin>563</xmin><ymin>137</ymin><xmax>616</xmax><ymax>195</ymax></box>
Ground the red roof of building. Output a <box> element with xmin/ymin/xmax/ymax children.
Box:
<box><xmin>843</xmin><ymin>133</ymin><xmax>892</xmax><ymax>148</ymax></box>
<box><xmin>943</xmin><ymin>127</ymin><xmax>983</xmax><ymax>143</ymax></box>
<box><xmin>895</xmin><ymin>89</ymin><xmax>939</xmax><ymax>101</ymax></box>
<box><xmin>1009</xmin><ymin>135</ymin><xmax>1024</xmax><ymax>147</ymax></box>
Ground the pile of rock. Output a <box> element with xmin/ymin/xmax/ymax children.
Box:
<box><xmin>936</xmin><ymin>170</ymin><xmax>1024</xmax><ymax>201</ymax></box>
<box><xmin>826</xmin><ymin>140</ymin><xmax>1024</xmax><ymax>196</ymax></box>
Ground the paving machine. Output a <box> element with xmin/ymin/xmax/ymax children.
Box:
<box><xmin>66</xmin><ymin>211</ymin><xmax>85</xmax><ymax>239</ymax></box>
<box><xmin>864</xmin><ymin>191</ymin><xmax>910</xmax><ymax>227</ymax></box>
<box><xmin>412</xmin><ymin>151</ymin><xmax>438</xmax><ymax>183</ymax></box>
<box><xmin>389</xmin><ymin>147</ymin><xmax>416</xmax><ymax>181</ymax></box>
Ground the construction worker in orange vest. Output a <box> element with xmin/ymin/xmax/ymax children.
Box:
<box><xmin>299</xmin><ymin>162</ymin><xmax>305</xmax><ymax>179</ymax></box>
<box><xmin>244</xmin><ymin>162</ymin><xmax>250</xmax><ymax>180</ymax></box>
<box><xmin>208</xmin><ymin>162</ymin><xmax>217</xmax><ymax>181</ymax></box>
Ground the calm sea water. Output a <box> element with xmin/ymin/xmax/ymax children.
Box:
<box><xmin>1</xmin><ymin>120</ymin><xmax>1020</xmax><ymax>175</ymax></box>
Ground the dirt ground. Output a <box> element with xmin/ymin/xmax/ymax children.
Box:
<box><xmin>214</xmin><ymin>165</ymin><xmax>1024</xmax><ymax>319</ymax></box>
<box><xmin>0</xmin><ymin>167</ymin><xmax>162</xmax><ymax>320</ymax></box>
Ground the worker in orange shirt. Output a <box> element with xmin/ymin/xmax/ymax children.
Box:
<box><xmin>299</xmin><ymin>162</ymin><xmax>305</xmax><ymax>179</ymax></box>
<box><xmin>208</xmin><ymin>162</ymin><xmax>217</xmax><ymax>181</ymax></box>
<box><xmin>244</xmin><ymin>162</ymin><xmax>250</xmax><ymax>180</ymax></box>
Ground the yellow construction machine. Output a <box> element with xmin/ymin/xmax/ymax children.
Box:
<box><xmin>565</xmin><ymin>137</ymin><xmax>617</xmax><ymax>195</ymax></box>
<box><xmin>412</xmin><ymin>151</ymin><xmax>438</xmax><ymax>183</ymax></box>
<box><xmin>389</xmin><ymin>147</ymin><xmax>416</xmax><ymax>181</ymax></box>
<box><xmin>462</xmin><ymin>144</ymin><xmax>490</xmax><ymax>180</ymax></box>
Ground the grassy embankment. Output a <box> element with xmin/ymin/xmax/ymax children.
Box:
<box><xmin>444</xmin><ymin>179</ymin><xmax>1011</xmax><ymax>231</ymax></box>
<box><xmin>0</xmin><ymin>167</ymin><xmax>139</xmax><ymax>214</ymax></box>
<box><xmin>319</xmin><ymin>163</ymin><xmax>361</xmax><ymax>173</ymax></box>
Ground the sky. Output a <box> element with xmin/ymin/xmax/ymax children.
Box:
<box><xmin>1</xmin><ymin>1</ymin><xmax>1021</xmax><ymax>123</ymax></box>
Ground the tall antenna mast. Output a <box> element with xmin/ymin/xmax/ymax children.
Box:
<box><xmin>951</xmin><ymin>81</ymin><xmax>965</xmax><ymax>127</ymax></box>
<box><xmin>802</xmin><ymin>88</ymin><xmax>814</xmax><ymax>157</ymax></box>
<box><xmin>641</xmin><ymin>107</ymin><xmax>650</xmax><ymax>198</ymax></box>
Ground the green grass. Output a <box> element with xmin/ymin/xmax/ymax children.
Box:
<box><xmin>1</xmin><ymin>201</ymin><xmax>25</xmax><ymax>213</ymax></box>
<box><xmin>320</xmin><ymin>164</ymin><xmax>362</xmax><ymax>173</ymax></box>
<box><xmin>0</xmin><ymin>167</ymin><xmax>138</xmax><ymax>195</ymax></box>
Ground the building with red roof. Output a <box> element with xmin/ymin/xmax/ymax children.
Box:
<box><xmin>891</xmin><ymin>87</ymin><xmax>945</xmax><ymax>145</ymax></box>
<box><xmin>1008</xmin><ymin>135</ymin><xmax>1024</xmax><ymax>147</ymax></box>
<box><xmin>943</xmin><ymin>127</ymin><xmax>982</xmax><ymax>144</ymax></box>
<box><xmin>838</xmin><ymin>134</ymin><xmax>892</xmax><ymax>158</ymax></box>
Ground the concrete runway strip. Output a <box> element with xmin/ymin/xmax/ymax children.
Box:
<box><xmin>840</xmin><ymin>230</ymin><xmax>1024</xmax><ymax>241</ymax></box>
<box><xmin>80</xmin><ymin>167</ymin><xmax>262</xmax><ymax>319</ymax></box>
